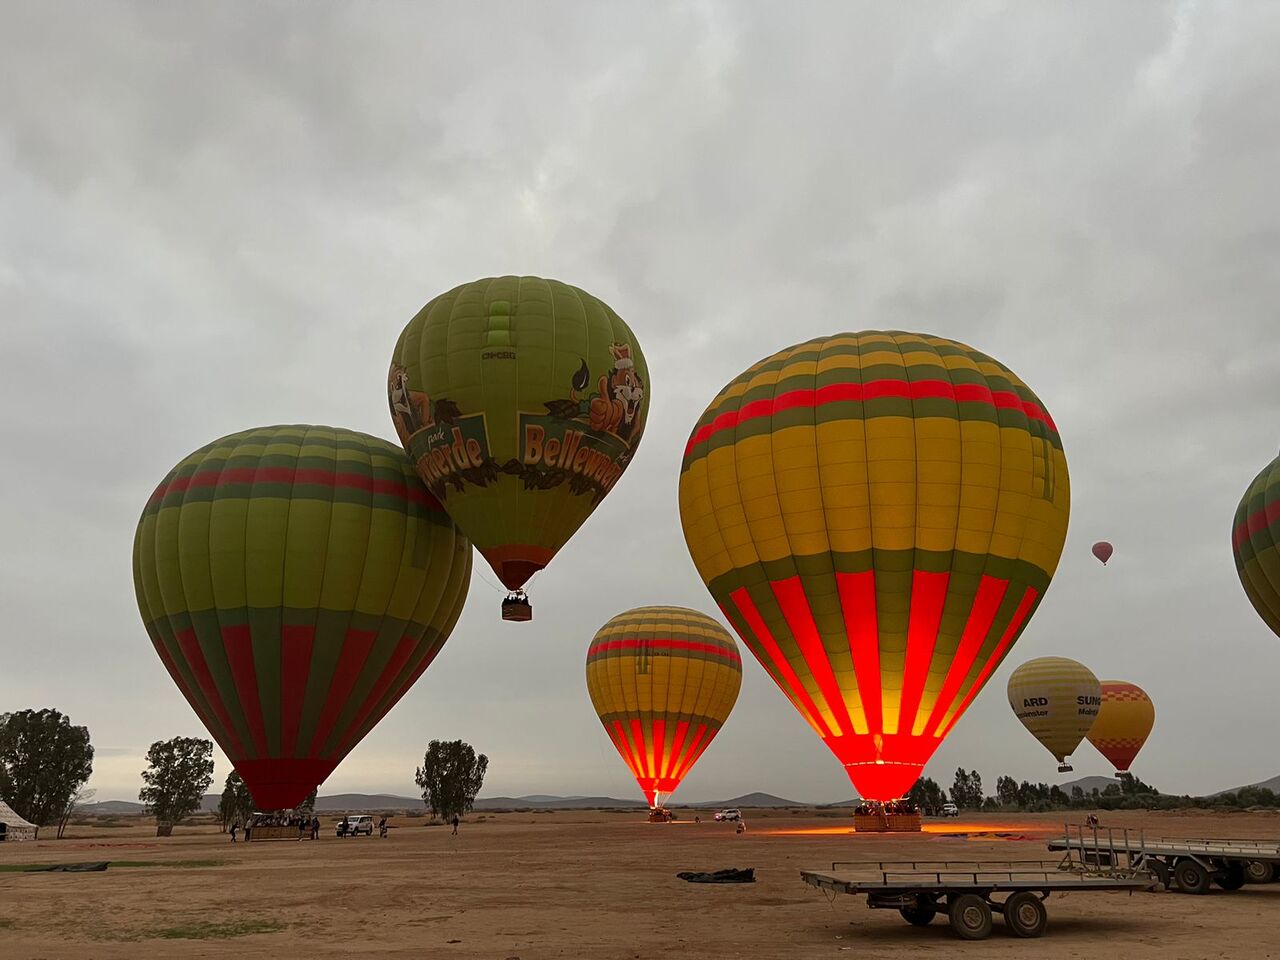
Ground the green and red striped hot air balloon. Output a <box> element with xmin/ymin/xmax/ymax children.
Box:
<box><xmin>679</xmin><ymin>332</ymin><xmax>1070</xmax><ymax>802</ymax></box>
<box><xmin>133</xmin><ymin>425</ymin><xmax>472</xmax><ymax>810</ymax></box>
<box><xmin>1233</xmin><ymin>451</ymin><xmax>1280</xmax><ymax>639</ymax></box>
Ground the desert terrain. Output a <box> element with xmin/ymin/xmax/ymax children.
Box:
<box><xmin>1</xmin><ymin>808</ymin><xmax>1278</xmax><ymax>959</ymax></box>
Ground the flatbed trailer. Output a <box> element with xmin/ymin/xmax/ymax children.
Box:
<box><xmin>800</xmin><ymin>859</ymin><xmax>1153</xmax><ymax>940</ymax></box>
<box><xmin>1047</xmin><ymin>823</ymin><xmax>1280</xmax><ymax>893</ymax></box>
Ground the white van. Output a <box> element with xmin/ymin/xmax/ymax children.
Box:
<box><xmin>337</xmin><ymin>815</ymin><xmax>374</xmax><ymax>837</ymax></box>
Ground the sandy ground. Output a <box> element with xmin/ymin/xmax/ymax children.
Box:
<box><xmin>1</xmin><ymin>808</ymin><xmax>1278</xmax><ymax>959</ymax></box>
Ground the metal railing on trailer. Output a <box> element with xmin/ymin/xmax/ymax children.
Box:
<box><xmin>1047</xmin><ymin>822</ymin><xmax>1280</xmax><ymax>893</ymax></box>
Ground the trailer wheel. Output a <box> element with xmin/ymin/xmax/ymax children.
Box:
<box><xmin>1173</xmin><ymin>858</ymin><xmax>1211</xmax><ymax>895</ymax></box>
<box><xmin>1213</xmin><ymin>862</ymin><xmax>1246</xmax><ymax>891</ymax></box>
<box><xmin>1003</xmin><ymin>892</ymin><xmax>1048</xmax><ymax>939</ymax></box>
<box><xmin>899</xmin><ymin>895</ymin><xmax>937</xmax><ymax>926</ymax></box>
<box><xmin>1245</xmin><ymin>860</ymin><xmax>1275</xmax><ymax>884</ymax></box>
<box><xmin>948</xmin><ymin>894</ymin><xmax>993</xmax><ymax>940</ymax></box>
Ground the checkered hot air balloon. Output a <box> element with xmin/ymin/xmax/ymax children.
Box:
<box><xmin>133</xmin><ymin>426</ymin><xmax>472</xmax><ymax>810</ymax></box>
<box><xmin>1233</xmin><ymin>452</ymin><xmax>1280</xmax><ymax>639</ymax></box>
<box><xmin>678</xmin><ymin>331</ymin><xmax>1070</xmax><ymax>801</ymax></box>
<box><xmin>586</xmin><ymin>607</ymin><xmax>741</xmax><ymax>808</ymax></box>
<box><xmin>1086</xmin><ymin>680</ymin><xmax>1155</xmax><ymax>773</ymax></box>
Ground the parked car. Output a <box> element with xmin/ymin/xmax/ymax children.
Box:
<box><xmin>714</xmin><ymin>808</ymin><xmax>742</xmax><ymax>822</ymax></box>
<box><xmin>337</xmin><ymin>815</ymin><xmax>374</xmax><ymax>837</ymax></box>
<box><xmin>940</xmin><ymin>802</ymin><xmax>959</xmax><ymax>818</ymax></box>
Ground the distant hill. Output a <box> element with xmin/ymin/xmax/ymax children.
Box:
<box><xmin>472</xmin><ymin>795</ymin><xmax>645</xmax><ymax>810</ymax></box>
<box><xmin>688</xmin><ymin>792</ymin><xmax>805</xmax><ymax>809</ymax></box>
<box><xmin>1215</xmin><ymin>774</ymin><xmax>1280</xmax><ymax>796</ymax></box>
<box><xmin>1058</xmin><ymin>775</ymin><xmax>1121</xmax><ymax>795</ymax></box>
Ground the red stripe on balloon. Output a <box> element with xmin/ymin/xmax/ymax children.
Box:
<box><xmin>836</xmin><ymin>570</ymin><xmax>882</xmax><ymax>736</ymax></box>
<box><xmin>725</xmin><ymin>591</ymin><xmax>833</xmax><ymax>739</ymax></box>
<box><xmin>896</xmin><ymin>570</ymin><xmax>950</xmax><ymax>735</ymax></box>
<box><xmin>1233</xmin><ymin>500</ymin><xmax>1280</xmax><ymax>549</ymax></box>
<box><xmin>938</xmin><ymin>586</ymin><xmax>1039</xmax><ymax>739</ymax></box>
<box><xmin>667</xmin><ymin>720</ymin><xmax>691</xmax><ymax>781</ymax></box>
<box><xmin>675</xmin><ymin>723</ymin><xmax>709</xmax><ymax>781</ymax></box>
<box><xmin>652</xmin><ymin>718</ymin><xmax>667</xmax><ymax>780</ymax></box>
<box><xmin>335</xmin><ymin>634</ymin><xmax>419</xmax><ymax>755</ymax></box>
<box><xmin>771</xmin><ymin>576</ymin><xmax>857</xmax><ymax>739</ymax></box>
<box><xmin>684</xmin><ymin>379</ymin><xmax>1056</xmax><ymax>456</ymax></box>
<box><xmin>921</xmin><ymin>575</ymin><xmax>1009</xmax><ymax>738</ymax></box>
<box><xmin>630</xmin><ymin>719</ymin><xmax>651</xmax><ymax>780</ymax></box>
<box><xmin>175</xmin><ymin>628</ymin><xmax>246</xmax><ymax>759</ymax></box>
<box><xmin>221</xmin><ymin>624</ymin><xmax>268</xmax><ymax>757</ymax></box>
<box><xmin>309</xmin><ymin>629</ymin><xmax>377</xmax><ymax>757</ymax></box>
<box><xmin>586</xmin><ymin>637</ymin><xmax>741</xmax><ymax>665</ymax></box>
<box><xmin>279</xmin><ymin>625</ymin><xmax>315</xmax><ymax>758</ymax></box>
<box><xmin>150</xmin><ymin>466</ymin><xmax>440</xmax><ymax>509</ymax></box>
<box><xmin>149</xmin><ymin>625</ymin><xmax>222</xmax><ymax>745</ymax></box>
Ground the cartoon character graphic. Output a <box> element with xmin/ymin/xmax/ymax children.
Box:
<box><xmin>388</xmin><ymin>364</ymin><xmax>433</xmax><ymax>446</ymax></box>
<box><xmin>587</xmin><ymin>343</ymin><xmax>645</xmax><ymax>443</ymax></box>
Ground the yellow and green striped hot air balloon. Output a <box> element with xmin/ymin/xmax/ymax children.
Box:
<box><xmin>1087</xmin><ymin>680</ymin><xmax>1155</xmax><ymax>773</ymax></box>
<box><xmin>1233</xmin><ymin>452</ymin><xmax>1280</xmax><ymax>638</ymax></box>
<box><xmin>1007</xmin><ymin>657</ymin><xmax>1101</xmax><ymax>772</ymax></box>
<box><xmin>678</xmin><ymin>331</ymin><xmax>1070</xmax><ymax>801</ymax></box>
<box><xmin>389</xmin><ymin>277</ymin><xmax>648</xmax><ymax>617</ymax></box>
<box><xmin>133</xmin><ymin>425</ymin><xmax>472</xmax><ymax>810</ymax></box>
<box><xmin>586</xmin><ymin>606</ymin><xmax>741</xmax><ymax>808</ymax></box>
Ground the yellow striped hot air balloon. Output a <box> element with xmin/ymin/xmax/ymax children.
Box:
<box><xmin>585</xmin><ymin>606</ymin><xmax>742</xmax><ymax>808</ymax></box>
<box><xmin>678</xmin><ymin>331</ymin><xmax>1070</xmax><ymax>801</ymax></box>
<box><xmin>1087</xmin><ymin>681</ymin><xmax>1155</xmax><ymax>773</ymax></box>
<box><xmin>1007</xmin><ymin>657</ymin><xmax>1101</xmax><ymax>772</ymax></box>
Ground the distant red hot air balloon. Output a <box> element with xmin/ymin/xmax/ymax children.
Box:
<box><xmin>1092</xmin><ymin>541</ymin><xmax>1113</xmax><ymax>565</ymax></box>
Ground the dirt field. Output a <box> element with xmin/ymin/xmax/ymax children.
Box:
<box><xmin>1</xmin><ymin>808</ymin><xmax>1277</xmax><ymax>959</ymax></box>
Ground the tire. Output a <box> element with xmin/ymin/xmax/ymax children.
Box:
<box><xmin>948</xmin><ymin>894</ymin><xmax>993</xmax><ymax>941</ymax></box>
<box><xmin>1003</xmin><ymin>892</ymin><xmax>1048</xmax><ymax>939</ymax></box>
<box><xmin>1213</xmin><ymin>862</ymin><xmax>1246</xmax><ymax>891</ymax></box>
<box><xmin>1245</xmin><ymin>860</ymin><xmax>1276</xmax><ymax>884</ymax></box>
<box><xmin>899</xmin><ymin>896</ymin><xmax>937</xmax><ymax>927</ymax></box>
<box><xmin>1173</xmin><ymin>858</ymin><xmax>1211</xmax><ymax>895</ymax></box>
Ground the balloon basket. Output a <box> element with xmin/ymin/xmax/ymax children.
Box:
<box><xmin>853</xmin><ymin>804</ymin><xmax>922</xmax><ymax>833</ymax></box>
<box><xmin>1057</xmin><ymin>763</ymin><xmax>1073</xmax><ymax>773</ymax></box>
<box><xmin>502</xmin><ymin>592</ymin><xmax>532</xmax><ymax>622</ymax></box>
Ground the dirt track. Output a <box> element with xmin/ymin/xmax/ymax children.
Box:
<box><xmin>1</xmin><ymin>809</ymin><xmax>1277</xmax><ymax>959</ymax></box>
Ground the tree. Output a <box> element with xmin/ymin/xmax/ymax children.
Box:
<box><xmin>996</xmin><ymin>775</ymin><xmax>1019</xmax><ymax>808</ymax></box>
<box><xmin>217</xmin><ymin>771</ymin><xmax>253</xmax><ymax>831</ymax></box>
<box><xmin>950</xmin><ymin>768</ymin><xmax>984</xmax><ymax>809</ymax></box>
<box><xmin>415</xmin><ymin>739</ymin><xmax>488</xmax><ymax>820</ymax></box>
<box><xmin>0</xmin><ymin>708</ymin><xmax>94</xmax><ymax>834</ymax></box>
<box><xmin>298</xmin><ymin>788</ymin><xmax>318</xmax><ymax>815</ymax></box>
<box><xmin>56</xmin><ymin>787</ymin><xmax>96</xmax><ymax>840</ymax></box>
<box><xmin>139</xmin><ymin>737</ymin><xmax>214</xmax><ymax>831</ymax></box>
<box><xmin>908</xmin><ymin>776</ymin><xmax>947</xmax><ymax>813</ymax></box>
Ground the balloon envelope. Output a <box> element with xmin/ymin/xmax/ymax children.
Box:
<box><xmin>678</xmin><ymin>331</ymin><xmax>1071</xmax><ymax>800</ymax></box>
<box><xmin>1087</xmin><ymin>680</ymin><xmax>1154</xmax><ymax>772</ymax></box>
<box><xmin>1007</xmin><ymin>657</ymin><xmax>1101</xmax><ymax>765</ymax></box>
<box><xmin>1091</xmin><ymin>541</ymin><xmax>1113</xmax><ymax>565</ymax></box>
<box><xmin>586</xmin><ymin>606</ymin><xmax>741</xmax><ymax>807</ymax></box>
<box><xmin>389</xmin><ymin>276</ymin><xmax>649</xmax><ymax>593</ymax></box>
<box><xmin>1233</xmin><ymin>453</ymin><xmax>1280</xmax><ymax>638</ymax></box>
<box><xmin>133</xmin><ymin>425</ymin><xmax>472</xmax><ymax>809</ymax></box>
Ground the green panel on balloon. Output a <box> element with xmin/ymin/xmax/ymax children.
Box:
<box><xmin>389</xmin><ymin>276</ymin><xmax>649</xmax><ymax>590</ymax></box>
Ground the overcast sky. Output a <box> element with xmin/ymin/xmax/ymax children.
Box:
<box><xmin>3</xmin><ymin>1</ymin><xmax>1278</xmax><ymax>805</ymax></box>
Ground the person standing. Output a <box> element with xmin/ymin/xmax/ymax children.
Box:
<box><xmin>451</xmin><ymin>814</ymin><xmax>459</xmax><ymax>836</ymax></box>
<box><xmin>311</xmin><ymin>816</ymin><xmax>320</xmax><ymax>840</ymax></box>
<box><xmin>230</xmin><ymin>821</ymin><xmax>238</xmax><ymax>843</ymax></box>
<box><xmin>378</xmin><ymin>816</ymin><xmax>388</xmax><ymax>838</ymax></box>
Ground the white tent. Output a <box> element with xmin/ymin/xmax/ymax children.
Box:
<box><xmin>0</xmin><ymin>800</ymin><xmax>37</xmax><ymax>841</ymax></box>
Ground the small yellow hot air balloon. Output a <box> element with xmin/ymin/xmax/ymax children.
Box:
<box><xmin>585</xmin><ymin>606</ymin><xmax>741</xmax><ymax>808</ymax></box>
<box><xmin>1007</xmin><ymin>657</ymin><xmax>1100</xmax><ymax>772</ymax></box>
<box><xmin>1087</xmin><ymin>681</ymin><xmax>1155</xmax><ymax>774</ymax></box>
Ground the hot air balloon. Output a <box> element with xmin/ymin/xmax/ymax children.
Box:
<box><xmin>1007</xmin><ymin>657</ymin><xmax>1100</xmax><ymax>773</ymax></box>
<box><xmin>1233</xmin><ymin>452</ymin><xmax>1280</xmax><ymax>638</ymax></box>
<box><xmin>389</xmin><ymin>276</ymin><xmax>648</xmax><ymax>621</ymax></box>
<box><xmin>133</xmin><ymin>425</ymin><xmax>472</xmax><ymax>810</ymax></box>
<box><xmin>1091</xmin><ymin>541</ymin><xmax>1113</xmax><ymax>565</ymax></box>
<box><xmin>586</xmin><ymin>606</ymin><xmax>741</xmax><ymax>808</ymax></box>
<box><xmin>678</xmin><ymin>331</ymin><xmax>1070</xmax><ymax>801</ymax></box>
<box><xmin>1087</xmin><ymin>680</ymin><xmax>1154</xmax><ymax>774</ymax></box>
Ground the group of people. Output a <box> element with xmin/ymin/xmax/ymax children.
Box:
<box><xmin>229</xmin><ymin>814</ymin><xmax>322</xmax><ymax>842</ymax></box>
<box><xmin>853</xmin><ymin>799</ymin><xmax>920</xmax><ymax>817</ymax></box>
